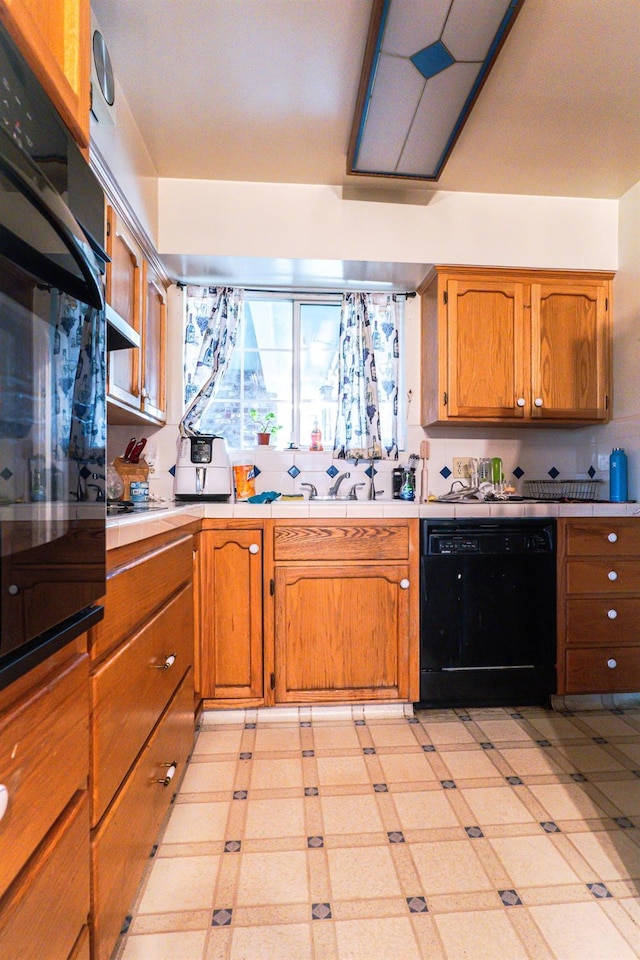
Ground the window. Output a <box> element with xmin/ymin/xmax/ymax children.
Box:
<box><xmin>184</xmin><ymin>293</ymin><xmax>404</xmax><ymax>450</ymax></box>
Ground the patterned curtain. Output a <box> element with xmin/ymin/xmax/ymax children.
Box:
<box><xmin>180</xmin><ymin>286</ymin><xmax>244</xmax><ymax>437</ymax></box>
<box><xmin>333</xmin><ymin>292</ymin><xmax>400</xmax><ymax>461</ymax></box>
<box><xmin>52</xmin><ymin>293</ymin><xmax>106</xmax><ymax>463</ymax></box>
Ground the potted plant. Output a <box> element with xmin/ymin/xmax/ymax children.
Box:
<box><xmin>249</xmin><ymin>408</ymin><xmax>282</xmax><ymax>446</ymax></box>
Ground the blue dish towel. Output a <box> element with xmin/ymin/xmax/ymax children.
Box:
<box><xmin>247</xmin><ymin>491</ymin><xmax>281</xmax><ymax>503</ymax></box>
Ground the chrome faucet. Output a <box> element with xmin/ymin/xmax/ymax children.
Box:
<box><xmin>300</xmin><ymin>482</ymin><xmax>318</xmax><ymax>499</ymax></box>
<box><xmin>327</xmin><ymin>472</ymin><xmax>350</xmax><ymax>498</ymax></box>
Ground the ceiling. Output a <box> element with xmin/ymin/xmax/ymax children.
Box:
<box><xmin>91</xmin><ymin>0</ymin><xmax>640</xmax><ymax>287</ymax></box>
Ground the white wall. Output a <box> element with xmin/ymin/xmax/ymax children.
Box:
<box><xmin>158</xmin><ymin>179</ymin><xmax>618</xmax><ymax>272</ymax></box>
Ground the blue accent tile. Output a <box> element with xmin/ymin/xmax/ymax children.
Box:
<box><xmin>212</xmin><ymin>908</ymin><xmax>233</xmax><ymax>926</ymax></box>
<box><xmin>411</xmin><ymin>40</ymin><xmax>455</xmax><ymax>80</ymax></box>
<box><xmin>587</xmin><ymin>882</ymin><xmax>612</xmax><ymax>899</ymax></box>
<box><xmin>0</xmin><ymin>468</ymin><xmax>12</xmax><ymax>480</ymax></box>
<box><xmin>253</xmin><ymin>465</ymin><xmax>261</xmax><ymax>478</ymax></box>
<box><xmin>499</xmin><ymin>889</ymin><xmax>522</xmax><ymax>907</ymax></box>
<box><xmin>288</xmin><ymin>465</ymin><xmax>301</xmax><ymax>478</ymax></box>
<box><xmin>169</xmin><ymin>464</ymin><xmax>176</xmax><ymax>477</ymax></box>
<box><xmin>465</xmin><ymin>826</ymin><xmax>484</xmax><ymax>838</ymax></box>
<box><xmin>548</xmin><ymin>466</ymin><xmax>560</xmax><ymax>479</ymax></box>
<box><xmin>326</xmin><ymin>464</ymin><xmax>339</xmax><ymax>478</ymax></box>
<box><xmin>312</xmin><ymin>902</ymin><xmax>332</xmax><ymax>920</ymax></box>
<box><xmin>588</xmin><ymin>465</ymin><xmax>596</xmax><ymax>478</ymax></box>
<box><xmin>387</xmin><ymin>831</ymin><xmax>405</xmax><ymax>843</ymax></box>
<box><xmin>513</xmin><ymin>466</ymin><xmax>524</xmax><ymax>479</ymax></box>
<box><xmin>365</xmin><ymin>464</ymin><xmax>377</xmax><ymax>479</ymax></box>
<box><xmin>441</xmin><ymin>466</ymin><xmax>452</xmax><ymax>479</ymax></box>
<box><xmin>407</xmin><ymin>896</ymin><xmax>428</xmax><ymax>913</ymax></box>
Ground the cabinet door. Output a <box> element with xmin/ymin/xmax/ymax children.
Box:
<box><xmin>0</xmin><ymin>0</ymin><xmax>90</xmax><ymax>146</ymax></box>
<box><xmin>140</xmin><ymin>261</ymin><xmax>167</xmax><ymax>422</ymax></box>
<box><xmin>106</xmin><ymin>206</ymin><xmax>143</xmax><ymax>411</ymax></box>
<box><xmin>530</xmin><ymin>279</ymin><xmax>610</xmax><ymax>421</ymax></box>
<box><xmin>197</xmin><ymin>530</ymin><xmax>263</xmax><ymax>703</ymax></box>
<box><xmin>274</xmin><ymin>563</ymin><xmax>410</xmax><ymax>703</ymax></box>
<box><xmin>446</xmin><ymin>278</ymin><xmax>527</xmax><ymax>419</ymax></box>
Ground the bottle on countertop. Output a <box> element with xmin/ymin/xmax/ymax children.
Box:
<box><xmin>310</xmin><ymin>421</ymin><xmax>323</xmax><ymax>451</ymax></box>
<box><xmin>609</xmin><ymin>447</ymin><xmax>628</xmax><ymax>502</ymax></box>
<box><xmin>399</xmin><ymin>467</ymin><xmax>415</xmax><ymax>501</ymax></box>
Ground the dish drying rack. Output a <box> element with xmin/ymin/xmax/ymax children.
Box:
<box><xmin>523</xmin><ymin>479</ymin><xmax>603</xmax><ymax>501</ymax></box>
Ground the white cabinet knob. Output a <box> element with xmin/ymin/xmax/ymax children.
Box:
<box><xmin>607</xmin><ymin>658</ymin><xmax>618</xmax><ymax>669</ymax></box>
<box><xmin>0</xmin><ymin>785</ymin><xmax>7</xmax><ymax>822</ymax></box>
<box><xmin>249</xmin><ymin>543</ymin><xmax>260</xmax><ymax>554</ymax></box>
<box><xmin>516</xmin><ymin>398</ymin><xmax>526</xmax><ymax>407</ymax></box>
<box><xmin>154</xmin><ymin>654</ymin><xmax>176</xmax><ymax>670</ymax></box>
<box><xmin>608</xmin><ymin>570</ymin><xmax>618</xmax><ymax>581</ymax></box>
<box><xmin>608</xmin><ymin>532</ymin><xmax>618</xmax><ymax>543</ymax></box>
<box><xmin>157</xmin><ymin>761</ymin><xmax>177</xmax><ymax>786</ymax></box>
<box><xmin>400</xmin><ymin>578</ymin><xmax>410</xmax><ymax>590</ymax></box>
<box><xmin>534</xmin><ymin>397</ymin><xmax>543</xmax><ymax>407</ymax></box>
<box><xmin>607</xmin><ymin>609</ymin><xmax>618</xmax><ymax>619</ymax></box>
<box><xmin>8</xmin><ymin>585</ymin><xmax>19</xmax><ymax>596</ymax></box>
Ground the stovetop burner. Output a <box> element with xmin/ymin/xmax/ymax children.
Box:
<box><xmin>106</xmin><ymin>501</ymin><xmax>169</xmax><ymax>516</ymax></box>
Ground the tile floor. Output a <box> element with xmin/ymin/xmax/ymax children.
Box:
<box><xmin>114</xmin><ymin>704</ymin><xmax>640</xmax><ymax>960</ymax></box>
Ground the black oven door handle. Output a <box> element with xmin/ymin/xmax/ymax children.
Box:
<box><xmin>0</xmin><ymin>128</ymin><xmax>103</xmax><ymax>310</ymax></box>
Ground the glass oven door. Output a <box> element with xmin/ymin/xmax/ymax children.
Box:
<box><xmin>0</xmin><ymin>126</ymin><xmax>106</xmax><ymax>681</ymax></box>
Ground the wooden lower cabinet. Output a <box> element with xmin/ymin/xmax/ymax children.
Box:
<box><xmin>557</xmin><ymin>518</ymin><xmax>640</xmax><ymax>694</ymax></box>
<box><xmin>91</xmin><ymin>673</ymin><xmax>194</xmax><ymax>960</ymax></box>
<box><xmin>89</xmin><ymin>529</ymin><xmax>196</xmax><ymax>960</ymax></box>
<box><xmin>196</xmin><ymin>524</ymin><xmax>264</xmax><ymax>705</ymax></box>
<box><xmin>0</xmin><ymin>637</ymin><xmax>90</xmax><ymax>960</ymax></box>
<box><xmin>274</xmin><ymin>563</ymin><xmax>411</xmax><ymax>702</ymax></box>
<box><xmin>272</xmin><ymin>520</ymin><xmax>419</xmax><ymax>704</ymax></box>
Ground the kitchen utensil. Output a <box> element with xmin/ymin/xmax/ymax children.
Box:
<box><xmin>123</xmin><ymin>437</ymin><xmax>137</xmax><ymax>461</ymax></box>
<box><xmin>129</xmin><ymin>438</ymin><xmax>147</xmax><ymax>463</ymax></box>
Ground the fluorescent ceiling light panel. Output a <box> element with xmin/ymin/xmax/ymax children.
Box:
<box><xmin>349</xmin><ymin>0</ymin><xmax>524</xmax><ymax>181</ymax></box>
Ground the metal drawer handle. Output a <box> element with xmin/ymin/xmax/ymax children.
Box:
<box><xmin>608</xmin><ymin>570</ymin><xmax>618</xmax><ymax>581</ymax></box>
<box><xmin>157</xmin><ymin>761</ymin><xmax>178</xmax><ymax>786</ymax></box>
<box><xmin>0</xmin><ymin>785</ymin><xmax>8</xmax><ymax>822</ymax></box>
<box><xmin>400</xmin><ymin>578</ymin><xmax>410</xmax><ymax>590</ymax></box>
<box><xmin>607</xmin><ymin>658</ymin><xmax>618</xmax><ymax>669</ymax></box>
<box><xmin>608</xmin><ymin>532</ymin><xmax>618</xmax><ymax>543</ymax></box>
<box><xmin>607</xmin><ymin>609</ymin><xmax>618</xmax><ymax>619</ymax></box>
<box><xmin>249</xmin><ymin>543</ymin><xmax>260</xmax><ymax>554</ymax></box>
<box><xmin>154</xmin><ymin>654</ymin><xmax>177</xmax><ymax>670</ymax></box>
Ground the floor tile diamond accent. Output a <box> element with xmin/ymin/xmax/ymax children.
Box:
<box><xmin>593</xmin><ymin>736</ymin><xmax>608</xmax><ymax>744</ymax></box>
<box><xmin>615</xmin><ymin>816</ymin><xmax>635</xmax><ymax>829</ymax></box>
<box><xmin>355</xmin><ymin>719</ymin><xmax>366</xmax><ymax>726</ymax></box>
<box><xmin>499</xmin><ymin>889</ymin><xmax>523</xmax><ymax>907</ymax></box>
<box><xmin>407</xmin><ymin>896</ymin><xmax>428</xmax><ymax>914</ymax></box>
<box><xmin>587</xmin><ymin>882</ymin><xmax>613</xmax><ymax>899</ymax></box>
<box><xmin>480</xmin><ymin>741</ymin><xmax>495</xmax><ymax>750</ymax></box>
<box><xmin>302</xmin><ymin>749</ymin><xmax>315</xmax><ymax>757</ymax></box>
<box><xmin>571</xmin><ymin>772</ymin><xmax>587</xmax><ymax>782</ymax></box>
<box><xmin>541</xmin><ymin>821</ymin><xmax>561</xmax><ymax>833</ymax></box>
<box><xmin>373</xmin><ymin>783</ymin><xmax>388</xmax><ymax>792</ymax></box>
<box><xmin>387</xmin><ymin>831</ymin><xmax>405</xmax><ymax>843</ymax></box>
<box><xmin>224</xmin><ymin>840</ymin><xmax>241</xmax><ymax>853</ymax></box>
<box><xmin>233</xmin><ymin>790</ymin><xmax>248</xmax><ymax>800</ymax></box>
<box><xmin>244</xmin><ymin>722</ymin><xmax>256</xmax><ymax>729</ymax></box>
<box><xmin>300</xmin><ymin>721</ymin><xmax>311</xmax><ymax>727</ymax></box>
<box><xmin>304</xmin><ymin>786</ymin><xmax>319</xmax><ymax>796</ymax></box>
<box><xmin>465</xmin><ymin>826</ymin><xmax>484</xmax><ymax>838</ymax></box>
<box><xmin>506</xmin><ymin>776</ymin><xmax>523</xmax><ymax>786</ymax></box>
<box><xmin>308</xmin><ymin>835</ymin><xmax>324</xmax><ymax>848</ymax></box>
<box><xmin>312</xmin><ymin>902</ymin><xmax>332</xmax><ymax>920</ymax></box>
<box><xmin>422</xmin><ymin>744</ymin><xmax>436</xmax><ymax>752</ymax></box>
<box><xmin>212</xmin><ymin>908</ymin><xmax>233</xmax><ymax>926</ymax></box>
<box><xmin>441</xmin><ymin>780</ymin><xmax>457</xmax><ymax>789</ymax></box>
<box><xmin>239</xmin><ymin>752</ymin><xmax>252</xmax><ymax>760</ymax></box>
<box><xmin>363</xmin><ymin>747</ymin><xmax>376</xmax><ymax>755</ymax></box>
<box><xmin>537</xmin><ymin>739</ymin><xmax>551</xmax><ymax>747</ymax></box>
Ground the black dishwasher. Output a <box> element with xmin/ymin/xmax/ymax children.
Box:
<box><xmin>418</xmin><ymin>519</ymin><xmax>556</xmax><ymax>707</ymax></box>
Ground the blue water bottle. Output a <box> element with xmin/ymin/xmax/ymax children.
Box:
<box><xmin>609</xmin><ymin>448</ymin><xmax>628</xmax><ymax>502</ymax></box>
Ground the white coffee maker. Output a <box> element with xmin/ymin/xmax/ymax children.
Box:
<box><xmin>174</xmin><ymin>435</ymin><xmax>232</xmax><ymax>501</ymax></box>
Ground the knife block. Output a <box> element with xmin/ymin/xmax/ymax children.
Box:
<box><xmin>113</xmin><ymin>457</ymin><xmax>149</xmax><ymax>501</ymax></box>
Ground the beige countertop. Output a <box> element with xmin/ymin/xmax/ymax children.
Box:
<box><xmin>106</xmin><ymin>499</ymin><xmax>640</xmax><ymax>549</ymax></box>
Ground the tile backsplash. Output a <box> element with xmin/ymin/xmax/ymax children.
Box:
<box><xmin>107</xmin><ymin>419</ymin><xmax>640</xmax><ymax>503</ymax></box>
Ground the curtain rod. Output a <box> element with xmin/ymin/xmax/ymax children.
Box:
<box><xmin>177</xmin><ymin>282</ymin><xmax>416</xmax><ymax>300</ymax></box>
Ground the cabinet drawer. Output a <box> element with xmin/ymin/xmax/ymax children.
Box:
<box><xmin>566</xmin><ymin>598</ymin><xmax>640</xmax><ymax>646</ymax></box>
<box><xmin>91</xmin><ymin>583</ymin><xmax>193</xmax><ymax>825</ymax></box>
<box><xmin>274</xmin><ymin>522</ymin><xmax>410</xmax><ymax>561</ymax></box>
<box><xmin>565</xmin><ymin>647</ymin><xmax>640</xmax><ymax>694</ymax></box>
<box><xmin>91</xmin><ymin>671</ymin><xmax>194</xmax><ymax>960</ymax></box>
<box><xmin>565</xmin><ymin>520</ymin><xmax>640</xmax><ymax>557</ymax></box>
<box><xmin>91</xmin><ymin>536</ymin><xmax>193</xmax><ymax>661</ymax></box>
<box><xmin>0</xmin><ymin>791</ymin><xmax>89</xmax><ymax>960</ymax></box>
<box><xmin>0</xmin><ymin>653</ymin><xmax>88</xmax><ymax>898</ymax></box>
<box><xmin>565</xmin><ymin>560</ymin><xmax>640</xmax><ymax>595</ymax></box>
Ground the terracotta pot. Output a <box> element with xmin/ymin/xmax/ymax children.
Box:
<box><xmin>256</xmin><ymin>432</ymin><xmax>271</xmax><ymax>446</ymax></box>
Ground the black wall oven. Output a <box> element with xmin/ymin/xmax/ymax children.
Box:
<box><xmin>0</xmin><ymin>24</ymin><xmax>108</xmax><ymax>687</ymax></box>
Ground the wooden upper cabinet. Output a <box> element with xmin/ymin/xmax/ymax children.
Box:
<box><xmin>530</xmin><ymin>279</ymin><xmax>610</xmax><ymax>422</ymax></box>
<box><xmin>421</xmin><ymin>267</ymin><xmax>612</xmax><ymax>427</ymax></box>
<box><xmin>141</xmin><ymin>260</ymin><xmax>167</xmax><ymax>422</ymax></box>
<box><xmin>105</xmin><ymin>204</ymin><xmax>167</xmax><ymax>425</ymax></box>
<box><xmin>0</xmin><ymin>0</ymin><xmax>90</xmax><ymax>146</ymax></box>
